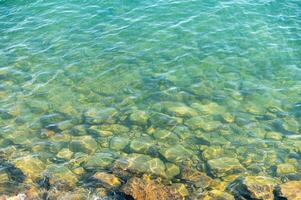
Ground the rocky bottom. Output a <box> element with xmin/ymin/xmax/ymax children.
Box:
<box><xmin>1</xmin><ymin>176</ymin><xmax>301</xmax><ymax>200</ymax></box>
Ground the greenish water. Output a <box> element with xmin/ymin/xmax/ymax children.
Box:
<box><xmin>0</xmin><ymin>0</ymin><xmax>301</xmax><ymax>199</ymax></box>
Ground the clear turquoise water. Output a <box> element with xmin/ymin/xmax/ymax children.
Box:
<box><xmin>0</xmin><ymin>0</ymin><xmax>301</xmax><ymax>198</ymax></box>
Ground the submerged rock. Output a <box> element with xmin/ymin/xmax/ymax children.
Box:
<box><xmin>195</xmin><ymin>190</ymin><xmax>235</xmax><ymax>200</ymax></box>
<box><xmin>129</xmin><ymin>110</ymin><xmax>149</xmax><ymax>125</ymax></box>
<box><xmin>276</xmin><ymin>163</ymin><xmax>296</xmax><ymax>176</ymax></box>
<box><xmin>207</xmin><ymin>157</ymin><xmax>245</xmax><ymax>177</ymax></box>
<box><xmin>229</xmin><ymin>176</ymin><xmax>279</xmax><ymax>200</ymax></box>
<box><xmin>160</xmin><ymin>145</ymin><xmax>194</xmax><ymax>164</ymax></box>
<box><xmin>114</xmin><ymin>153</ymin><xmax>166</xmax><ymax>177</ymax></box>
<box><xmin>44</xmin><ymin>164</ymin><xmax>78</xmax><ymax>190</ymax></box>
<box><xmin>84</xmin><ymin>107</ymin><xmax>118</xmax><ymax>124</ymax></box>
<box><xmin>185</xmin><ymin>116</ymin><xmax>222</xmax><ymax>131</ymax></box>
<box><xmin>69</xmin><ymin>135</ymin><xmax>98</xmax><ymax>154</ymax></box>
<box><xmin>92</xmin><ymin>172</ymin><xmax>121</xmax><ymax>188</ymax></box>
<box><xmin>181</xmin><ymin>167</ymin><xmax>212</xmax><ymax>189</ymax></box>
<box><xmin>109</xmin><ymin>136</ymin><xmax>130</xmax><ymax>151</ymax></box>
<box><xmin>84</xmin><ymin>152</ymin><xmax>116</xmax><ymax>169</ymax></box>
<box><xmin>129</xmin><ymin>137</ymin><xmax>155</xmax><ymax>154</ymax></box>
<box><xmin>56</xmin><ymin>148</ymin><xmax>73</xmax><ymax>160</ymax></box>
<box><xmin>122</xmin><ymin>176</ymin><xmax>188</xmax><ymax>200</ymax></box>
<box><xmin>149</xmin><ymin>112</ymin><xmax>183</xmax><ymax>127</ymax></box>
<box><xmin>14</xmin><ymin>155</ymin><xmax>46</xmax><ymax>181</ymax></box>
<box><xmin>276</xmin><ymin>181</ymin><xmax>301</xmax><ymax>199</ymax></box>
<box><xmin>161</xmin><ymin>102</ymin><xmax>198</xmax><ymax>117</ymax></box>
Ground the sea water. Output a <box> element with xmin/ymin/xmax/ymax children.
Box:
<box><xmin>0</xmin><ymin>0</ymin><xmax>300</xmax><ymax>199</ymax></box>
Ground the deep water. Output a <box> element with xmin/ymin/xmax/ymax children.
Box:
<box><xmin>0</xmin><ymin>0</ymin><xmax>301</xmax><ymax>199</ymax></box>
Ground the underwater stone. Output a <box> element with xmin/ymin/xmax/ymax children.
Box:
<box><xmin>196</xmin><ymin>190</ymin><xmax>234</xmax><ymax>200</ymax></box>
<box><xmin>230</xmin><ymin>176</ymin><xmax>279</xmax><ymax>200</ymax></box>
<box><xmin>40</xmin><ymin>113</ymin><xmax>66</xmax><ymax>127</ymax></box>
<box><xmin>149</xmin><ymin>112</ymin><xmax>183</xmax><ymax>127</ymax></box>
<box><xmin>283</xmin><ymin>117</ymin><xmax>299</xmax><ymax>133</ymax></box>
<box><xmin>92</xmin><ymin>172</ymin><xmax>121</xmax><ymax>188</ymax></box>
<box><xmin>114</xmin><ymin>153</ymin><xmax>166</xmax><ymax>177</ymax></box>
<box><xmin>122</xmin><ymin>176</ymin><xmax>188</xmax><ymax>200</ymax></box>
<box><xmin>153</xmin><ymin>129</ymin><xmax>179</xmax><ymax>143</ymax></box>
<box><xmin>56</xmin><ymin>148</ymin><xmax>73</xmax><ymax>160</ymax></box>
<box><xmin>129</xmin><ymin>110</ymin><xmax>149</xmax><ymax>125</ymax></box>
<box><xmin>165</xmin><ymin>163</ymin><xmax>180</xmax><ymax>179</ymax></box>
<box><xmin>129</xmin><ymin>137</ymin><xmax>155</xmax><ymax>154</ymax></box>
<box><xmin>44</xmin><ymin>164</ymin><xmax>78</xmax><ymax>190</ymax></box>
<box><xmin>202</xmin><ymin>146</ymin><xmax>224</xmax><ymax>160</ymax></box>
<box><xmin>265</xmin><ymin>131</ymin><xmax>282</xmax><ymax>141</ymax></box>
<box><xmin>69</xmin><ymin>125</ymin><xmax>87</xmax><ymax>136</ymax></box>
<box><xmin>160</xmin><ymin>145</ymin><xmax>194</xmax><ymax>163</ymax></box>
<box><xmin>14</xmin><ymin>155</ymin><xmax>46</xmax><ymax>181</ymax></box>
<box><xmin>207</xmin><ymin>157</ymin><xmax>245</xmax><ymax>177</ymax></box>
<box><xmin>99</xmin><ymin>124</ymin><xmax>129</xmax><ymax>135</ymax></box>
<box><xmin>109</xmin><ymin>136</ymin><xmax>130</xmax><ymax>151</ymax></box>
<box><xmin>185</xmin><ymin>116</ymin><xmax>222</xmax><ymax>131</ymax></box>
<box><xmin>276</xmin><ymin>163</ymin><xmax>296</xmax><ymax>176</ymax></box>
<box><xmin>147</xmin><ymin>157</ymin><xmax>166</xmax><ymax>177</ymax></box>
<box><xmin>69</xmin><ymin>135</ymin><xmax>98</xmax><ymax>154</ymax></box>
<box><xmin>162</xmin><ymin>101</ymin><xmax>198</xmax><ymax>117</ymax></box>
<box><xmin>84</xmin><ymin>152</ymin><xmax>116</xmax><ymax>169</ymax></box>
<box><xmin>87</xmin><ymin>125</ymin><xmax>113</xmax><ymax>137</ymax></box>
<box><xmin>181</xmin><ymin>167</ymin><xmax>212</xmax><ymax>189</ymax></box>
<box><xmin>84</xmin><ymin>107</ymin><xmax>118</xmax><ymax>124</ymax></box>
<box><xmin>191</xmin><ymin>102</ymin><xmax>222</xmax><ymax>115</ymax></box>
<box><xmin>276</xmin><ymin>181</ymin><xmax>301</xmax><ymax>199</ymax></box>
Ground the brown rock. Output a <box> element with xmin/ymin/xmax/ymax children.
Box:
<box><xmin>122</xmin><ymin>176</ymin><xmax>188</xmax><ymax>200</ymax></box>
<box><xmin>181</xmin><ymin>167</ymin><xmax>212</xmax><ymax>189</ymax></box>
<box><xmin>196</xmin><ymin>190</ymin><xmax>235</xmax><ymax>200</ymax></box>
<box><xmin>92</xmin><ymin>172</ymin><xmax>121</xmax><ymax>188</ymax></box>
<box><xmin>229</xmin><ymin>176</ymin><xmax>279</xmax><ymax>200</ymax></box>
<box><xmin>277</xmin><ymin>181</ymin><xmax>301</xmax><ymax>200</ymax></box>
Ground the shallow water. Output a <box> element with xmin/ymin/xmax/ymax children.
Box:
<box><xmin>0</xmin><ymin>0</ymin><xmax>301</xmax><ymax>199</ymax></box>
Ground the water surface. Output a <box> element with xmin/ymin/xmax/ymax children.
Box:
<box><xmin>0</xmin><ymin>0</ymin><xmax>301</xmax><ymax>199</ymax></box>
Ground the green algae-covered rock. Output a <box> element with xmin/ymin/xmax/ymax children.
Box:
<box><xmin>69</xmin><ymin>135</ymin><xmax>98</xmax><ymax>154</ymax></box>
<box><xmin>100</xmin><ymin>124</ymin><xmax>129</xmax><ymax>134</ymax></box>
<box><xmin>129</xmin><ymin>137</ymin><xmax>155</xmax><ymax>154</ymax></box>
<box><xmin>40</xmin><ymin>113</ymin><xmax>66</xmax><ymax>127</ymax></box>
<box><xmin>84</xmin><ymin>107</ymin><xmax>118</xmax><ymax>124</ymax></box>
<box><xmin>191</xmin><ymin>102</ymin><xmax>222</xmax><ymax>115</ymax></box>
<box><xmin>87</xmin><ymin>125</ymin><xmax>113</xmax><ymax>137</ymax></box>
<box><xmin>153</xmin><ymin>130</ymin><xmax>179</xmax><ymax>143</ymax></box>
<box><xmin>149</xmin><ymin>112</ymin><xmax>183</xmax><ymax>127</ymax></box>
<box><xmin>201</xmin><ymin>146</ymin><xmax>224</xmax><ymax>160</ymax></box>
<box><xmin>160</xmin><ymin>145</ymin><xmax>194</xmax><ymax>163</ymax></box>
<box><xmin>276</xmin><ymin>163</ymin><xmax>296</xmax><ymax>176</ymax></box>
<box><xmin>85</xmin><ymin>152</ymin><xmax>116</xmax><ymax>169</ymax></box>
<box><xmin>207</xmin><ymin>157</ymin><xmax>245</xmax><ymax>177</ymax></box>
<box><xmin>69</xmin><ymin>125</ymin><xmax>88</xmax><ymax>136</ymax></box>
<box><xmin>109</xmin><ymin>136</ymin><xmax>130</xmax><ymax>151</ymax></box>
<box><xmin>14</xmin><ymin>155</ymin><xmax>46</xmax><ymax>181</ymax></box>
<box><xmin>185</xmin><ymin>116</ymin><xmax>222</xmax><ymax>131</ymax></box>
<box><xmin>165</xmin><ymin>163</ymin><xmax>180</xmax><ymax>179</ymax></box>
<box><xmin>265</xmin><ymin>131</ymin><xmax>282</xmax><ymax>141</ymax></box>
<box><xmin>44</xmin><ymin>164</ymin><xmax>78</xmax><ymax>189</ymax></box>
<box><xmin>56</xmin><ymin>148</ymin><xmax>73</xmax><ymax>160</ymax></box>
<box><xmin>229</xmin><ymin>176</ymin><xmax>279</xmax><ymax>200</ymax></box>
<box><xmin>68</xmin><ymin>152</ymin><xmax>89</xmax><ymax>169</ymax></box>
<box><xmin>162</xmin><ymin>101</ymin><xmax>198</xmax><ymax>117</ymax></box>
<box><xmin>114</xmin><ymin>153</ymin><xmax>166</xmax><ymax>177</ymax></box>
<box><xmin>147</xmin><ymin>157</ymin><xmax>166</xmax><ymax>177</ymax></box>
<box><xmin>196</xmin><ymin>190</ymin><xmax>235</xmax><ymax>200</ymax></box>
<box><xmin>130</xmin><ymin>110</ymin><xmax>149</xmax><ymax>125</ymax></box>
